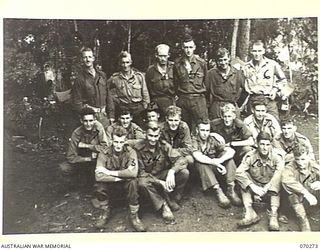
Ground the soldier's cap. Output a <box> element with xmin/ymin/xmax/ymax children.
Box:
<box><xmin>155</xmin><ymin>44</ymin><xmax>170</xmax><ymax>54</ymax></box>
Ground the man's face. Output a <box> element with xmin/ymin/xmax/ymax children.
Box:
<box><xmin>147</xmin><ymin>111</ymin><xmax>160</xmax><ymax>122</ymax></box>
<box><xmin>112</xmin><ymin>134</ymin><xmax>127</xmax><ymax>152</ymax></box>
<box><xmin>82</xmin><ymin>51</ymin><xmax>95</xmax><ymax>68</ymax></box>
<box><xmin>81</xmin><ymin>114</ymin><xmax>95</xmax><ymax>131</ymax></box>
<box><xmin>216</xmin><ymin>54</ymin><xmax>230</xmax><ymax>71</ymax></box>
<box><xmin>257</xmin><ymin>139</ymin><xmax>272</xmax><ymax>156</ymax></box>
<box><xmin>119</xmin><ymin>114</ymin><xmax>132</xmax><ymax>128</ymax></box>
<box><xmin>295</xmin><ymin>152</ymin><xmax>310</xmax><ymax>174</ymax></box>
<box><xmin>166</xmin><ymin>114</ymin><xmax>181</xmax><ymax>131</ymax></box>
<box><xmin>253</xmin><ymin>105</ymin><xmax>267</xmax><ymax>121</ymax></box>
<box><xmin>156</xmin><ymin>50</ymin><xmax>169</xmax><ymax>66</ymax></box>
<box><xmin>182</xmin><ymin>41</ymin><xmax>196</xmax><ymax>58</ymax></box>
<box><xmin>281</xmin><ymin>123</ymin><xmax>296</xmax><ymax>139</ymax></box>
<box><xmin>197</xmin><ymin>123</ymin><xmax>210</xmax><ymax>141</ymax></box>
<box><xmin>222</xmin><ymin>111</ymin><xmax>236</xmax><ymax>127</ymax></box>
<box><xmin>146</xmin><ymin>128</ymin><xmax>161</xmax><ymax>147</ymax></box>
<box><xmin>120</xmin><ymin>57</ymin><xmax>132</xmax><ymax>72</ymax></box>
<box><xmin>251</xmin><ymin>44</ymin><xmax>265</xmax><ymax>62</ymax></box>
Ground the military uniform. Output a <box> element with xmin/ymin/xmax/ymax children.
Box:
<box><xmin>243</xmin><ymin>57</ymin><xmax>287</xmax><ymax>119</ymax></box>
<box><xmin>94</xmin><ymin>145</ymin><xmax>140</xmax><ymax>208</ymax></box>
<box><xmin>173</xmin><ymin>55</ymin><xmax>208</xmax><ymax>132</ymax></box>
<box><xmin>273</xmin><ymin>132</ymin><xmax>315</xmax><ymax>163</ymax></box>
<box><xmin>160</xmin><ymin>121</ymin><xmax>193</xmax><ymax>158</ymax></box>
<box><xmin>206</xmin><ymin>67</ymin><xmax>245</xmax><ymax>119</ymax></box>
<box><xmin>107</xmin><ymin>69</ymin><xmax>150</xmax><ymax>125</ymax></box>
<box><xmin>145</xmin><ymin>62</ymin><xmax>176</xmax><ymax>115</ymax></box>
<box><xmin>210</xmin><ymin>118</ymin><xmax>253</xmax><ymax>164</ymax></box>
<box><xmin>106</xmin><ymin>122</ymin><xmax>145</xmax><ymax>146</ymax></box>
<box><xmin>236</xmin><ymin>148</ymin><xmax>285</xmax><ymax>207</ymax></box>
<box><xmin>191</xmin><ymin>134</ymin><xmax>237</xmax><ymax>191</ymax></box>
<box><xmin>71</xmin><ymin>68</ymin><xmax>110</xmax><ymax>128</ymax></box>
<box><xmin>244</xmin><ymin>113</ymin><xmax>281</xmax><ymax>143</ymax></box>
<box><xmin>281</xmin><ymin>160</ymin><xmax>320</xmax><ymax>231</ymax></box>
<box><xmin>135</xmin><ymin>139</ymin><xmax>189</xmax><ymax>211</ymax></box>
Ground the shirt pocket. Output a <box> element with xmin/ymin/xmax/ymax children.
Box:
<box><xmin>131</xmin><ymin>81</ymin><xmax>142</xmax><ymax>98</ymax></box>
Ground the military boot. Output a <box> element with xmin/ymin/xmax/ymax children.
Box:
<box><xmin>161</xmin><ymin>201</ymin><xmax>175</xmax><ymax>222</ymax></box>
<box><xmin>268</xmin><ymin>211</ymin><xmax>280</xmax><ymax>231</ymax></box>
<box><xmin>164</xmin><ymin>193</ymin><xmax>180</xmax><ymax>211</ymax></box>
<box><xmin>215</xmin><ymin>187</ymin><xmax>231</xmax><ymax>208</ymax></box>
<box><xmin>129</xmin><ymin>205</ymin><xmax>146</xmax><ymax>232</ymax></box>
<box><xmin>238</xmin><ymin>206</ymin><xmax>260</xmax><ymax>227</ymax></box>
<box><xmin>293</xmin><ymin>204</ymin><xmax>311</xmax><ymax>231</ymax></box>
<box><xmin>95</xmin><ymin>204</ymin><xmax>111</xmax><ymax>229</ymax></box>
<box><xmin>226</xmin><ymin>185</ymin><xmax>242</xmax><ymax>206</ymax></box>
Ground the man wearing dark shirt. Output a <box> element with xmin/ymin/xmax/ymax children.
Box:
<box><xmin>135</xmin><ymin>121</ymin><xmax>189</xmax><ymax>220</ymax></box>
<box><xmin>94</xmin><ymin>126</ymin><xmax>146</xmax><ymax>232</ymax></box>
<box><xmin>146</xmin><ymin>44</ymin><xmax>176</xmax><ymax>115</ymax></box>
<box><xmin>174</xmin><ymin>35</ymin><xmax>208</xmax><ymax>132</ymax></box>
<box><xmin>71</xmin><ymin>47</ymin><xmax>110</xmax><ymax>129</ymax></box>
<box><xmin>206</xmin><ymin>48</ymin><xmax>245</xmax><ymax>119</ymax></box>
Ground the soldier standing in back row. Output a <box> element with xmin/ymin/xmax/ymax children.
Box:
<box><xmin>107</xmin><ymin>51</ymin><xmax>150</xmax><ymax>126</ymax></box>
<box><xmin>173</xmin><ymin>35</ymin><xmax>208</xmax><ymax>133</ymax></box>
<box><xmin>146</xmin><ymin>44</ymin><xmax>176</xmax><ymax>115</ymax></box>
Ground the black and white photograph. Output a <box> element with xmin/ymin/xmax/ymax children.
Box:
<box><xmin>3</xmin><ymin>16</ymin><xmax>319</xmax><ymax>236</ymax></box>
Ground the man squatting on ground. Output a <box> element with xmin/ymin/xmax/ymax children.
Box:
<box><xmin>135</xmin><ymin>121</ymin><xmax>189</xmax><ymax>222</ymax></box>
<box><xmin>210</xmin><ymin>103</ymin><xmax>254</xmax><ymax>165</ymax></box>
<box><xmin>93</xmin><ymin>125</ymin><xmax>146</xmax><ymax>232</ymax></box>
<box><xmin>59</xmin><ymin>107</ymin><xmax>108</xmax><ymax>186</ymax></box>
<box><xmin>281</xmin><ymin>142</ymin><xmax>320</xmax><ymax>231</ymax></box>
<box><xmin>192</xmin><ymin>118</ymin><xmax>241</xmax><ymax>208</ymax></box>
<box><xmin>235</xmin><ymin>131</ymin><xmax>285</xmax><ymax>231</ymax></box>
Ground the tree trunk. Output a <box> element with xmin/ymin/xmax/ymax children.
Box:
<box><xmin>127</xmin><ymin>22</ymin><xmax>131</xmax><ymax>53</ymax></box>
<box><xmin>238</xmin><ymin>19</ymin><xmax>251</xmax><ymax>61</ymax></box>
<box><xmin>231</xmin><ymin>19</ymin><xmax>239</xmax><ymax>60</ymax></box>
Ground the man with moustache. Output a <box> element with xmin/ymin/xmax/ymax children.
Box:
<box><xmin>173</xmin><ymin>35</ymin><xmax>208</xmax><ymax>132</ymax></box>
<box><xmin>146</xmin><ymin>44</ymin><xmax>176</xmax><ymax>115</ymax></box>
<box><xmin>135</xmin><ymin>121</ymin><xmax>189</xmax><ymax>220</ymax></box>
<box><xmin>206</xmin><ymin>48</ymin><xmax>245</xmax><ymax>119</ymax></box>
<box><xmin>71</xmin><ymin>47</ymin><xmax>110</xmax><ymax>128</ymax></box>
<box><xmin>107</xmin><ymin>51</ymin><xmax>150</xmax><ymax>126</ymax></box>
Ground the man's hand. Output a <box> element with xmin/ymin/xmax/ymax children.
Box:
<box><xmin>304</xmin><ymin>191</ymin><xmax>318</xmax><ymax>206</ymax></box>
<box><xmin>78</xmin><ymin>142</ymin><xmax>88</xmax><ymax>148</ymax></box>
<box><xmin>249</xmin><ymin>183</ymin><xmax>266</xmax><ymax>197</ymax></box>
<box><xmin>310</xmin><ymin>181</ymin><xmax>320</xmax><ymax>191</ymax></box>
<box><xmin>159</xmin><ymin>179</ymin><xmax>173</xmax><ymax>193</ymax></box>
<box><xmin>216</xmin><ymin>164</ymin><xmax>227</xmax><ymax>175</ymax></box>
<box><xmin>165</xmin><ymin>169</ymin><xmax>176</xmax><ymax>192</ymax></box>
<box><xmin>84</xmin><ymin>157</ymin><xmax>92</xmax><ymax>162</ymax></box>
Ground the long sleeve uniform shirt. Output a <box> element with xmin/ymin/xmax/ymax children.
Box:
<box><xmin>282</xmin><ymin>160</ymin><xmax>320</xmax><ymax>195</ymax></box>
<box><xmin>210</xmin><ymin>118</ymin><xmax>252</xmax><ymax>143</ymax></box>
<box><xmin>244</xmin><ymin>113</ymin><xmax>281</xmax><ymax>141</ymax></box>
<box><xmin>96</xmin><ymin>145</ymin><xmax>138</xmax><ymax>179</ymax></box>
<box><xmin>145</xmin><ymin>62</ymin><xmax>175</xmax><ymax>98</ymax></box>
<box><xmin>173</xmin><ymin>55</ymin><xmax>207</xmax><ymax>95</ymax></box>
<box><xmin>66</xmin><ymin>121</ymin><xmax>108</xmax><ymax>164</ymax></box>
<box><xmin>107</xmin><ymin>69</ymin><xmax>150</xmax><ymax>118</ymax></box>
<box><xmin>160</xmin><ymin>121</ymin><xmax>193</xmax><ymax>156</ymax></box>
<box><xmin>273</xmin><ymin>132</ymin><xmax>315</xmax><ymax>163</ymax></box>
<box><xmin>191</xmin><ymin>134</ymin><xmax>225</xmax><ymax>158</ymax></box>
<box><xmin>134</xmin><ymin>139</ymin><xmax>187</xmax><ymax>177</ymax></box>
<box><xmin>71</xmin><ymin>68</ymin><xmax>109</xmax><ymax>112</ymax></box>
<box><xmin>106</xmin><ymin>122</ymin><xmax>145</xmax><ymax>146</ymax></box>
<box><xmin>236</xmin><ymin>148</ymin><xmax>284</xmax><ymax>191</ymax></box>
<box><xmin>243</xmin><ymin>57</ymin><xmax>287</xmax><ymax>95</ymax></box>
<box><xmin>206</xmin><ymin>66</ymin><xmax>244</xmax><ymax>103</ymax></box>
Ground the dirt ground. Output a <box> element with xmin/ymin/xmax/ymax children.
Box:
<box><xmin>3</xmin><ymin>112</ymin><xmax>320</xmax><ymax>234</ymax></box>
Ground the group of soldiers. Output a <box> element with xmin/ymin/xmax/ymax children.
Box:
<box><xmin>59</xmin><ymin>35</ymin><xmax>319</xmax><ymax>232</ymax></box>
